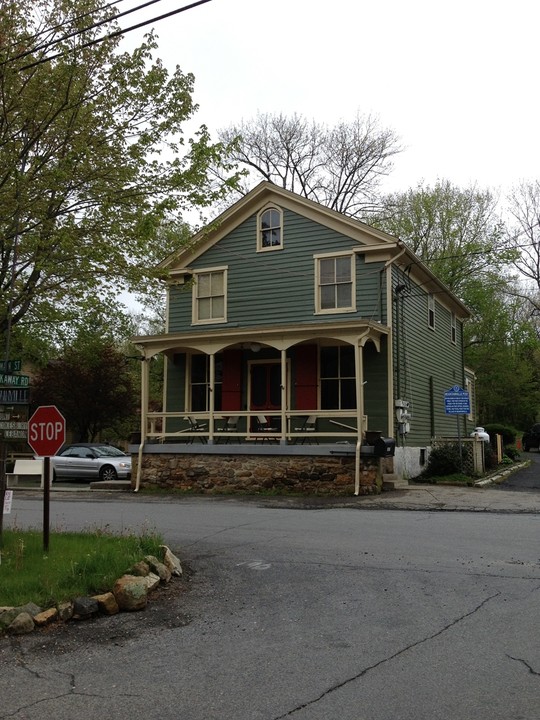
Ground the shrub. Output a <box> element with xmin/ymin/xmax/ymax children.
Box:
<box><xmin>483</xmin><ymin>424</ymin><xmax>518</xmax><ymax>447</ymax></box>
<box><xmin>423</xmin><ymin>444</ymin><xmax>464</xmax><ymax>477</ymax></box>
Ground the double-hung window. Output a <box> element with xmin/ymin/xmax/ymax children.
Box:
<box><xmin>451</xmin><ymin>312</ymin><xmax>457</xmax><ymax>344</ymax></box>
<box><xmin>193</xmin><ymin>267</ymin><xmax>227</xmax><ymax>324</ymax></box>
<box><xmin>315</xmin><ymin>253</ymin><xmax>355</xmax><ymax>313</ymax></box>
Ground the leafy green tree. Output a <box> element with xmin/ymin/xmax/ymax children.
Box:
<box><xmin>373</xmin><ymin>180</ymin><xmax>510</xmax><ymax>296</ymax></box>
<box><xmin>31</xmin><ymin>337</ymin><xmax>138</xmax><ymax>442</ymax></box>
<box><xmin>0</xmin><ymin>0</ymin><xmax>237</xmax><ymax>353</ymax></box>
<box><xmin>373</xmin><ymin>180</ymin><xmax>540</xmax><ymax>428</ymax></box>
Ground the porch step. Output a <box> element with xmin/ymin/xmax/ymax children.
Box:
<box><xmin>89</xmin><ymin>479</ymin><xmax>132</xmax><ymax>491</ymax></box>
<box><xmin>382</xmin><ymin>473</ymin><xmax>409</xmax><ymax>490</ymax></box>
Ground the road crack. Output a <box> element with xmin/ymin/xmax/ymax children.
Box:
<box><xmin>273</xmin><ymin>591</ymin><xmax>501</xmax><ymax>719</ymax></box>
<box><xmin>507</xmin><ymin>654</ymin><xmax>540</xmax><ymax>676</ymax></box>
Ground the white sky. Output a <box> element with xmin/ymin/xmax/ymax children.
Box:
<box><xmin>121</xmin><ymin>0</ymin><xmax>540</xmax><ymax>195</ymax></box>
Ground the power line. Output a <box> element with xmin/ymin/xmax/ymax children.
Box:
<box><xmin>4</xmin><ymin>0</ymin><xmax>168</xmax><ymax>66</ymax></box>
<box><xmin>19</xmin><ymin>0</ymin><xmax>212</xmax><ymax>71</ymax></box>
<box><xmin>2</xmin><ymin>0</ymin><xmax>129</xmax><ymax>53</ymax></box>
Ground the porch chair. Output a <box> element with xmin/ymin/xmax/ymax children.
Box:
<box><xmin>185</xmin><ymin>416</ymin><xmax>208</xmax><ymax>443</ymax></box>
<box><xmin>255</xmin><ymin>414</ymin><xmax>279</xmax><ymax>443</ymax></box>
<box><xmin>293</xmin><ymin>415</ymin><xmax>318</xmax><ymax>444</ymax></box>
<box><xmin>219</xmin><ymin>416</ymin><xmax>239</xmax><ymax>443</ymax></box>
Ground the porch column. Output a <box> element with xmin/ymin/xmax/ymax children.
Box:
<box><xmin>140</xmin><ymin>356</ymin><xmax>150</xmax><ymax>443</ymax></box>
<box><xmin>209</xmin><ymin>352</ymin><xmax>215</xmax><ymax>445</ymax></box>
<box><xmin>280</xmin><ymin>348</ymin><xmax>287</xmax><ymax>445</ymax></box>
<box><xmin>354</xmin><ymin>342</ymin><xmax>365</xmax><ymax>496</ymax></box>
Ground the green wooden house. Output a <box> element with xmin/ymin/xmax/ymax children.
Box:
<box><xmin>131</xmin><ymin>182</ymin><xmax>472</xmax><ymax>493</ymax></box>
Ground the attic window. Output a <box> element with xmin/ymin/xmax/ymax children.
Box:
<box><xmin>257</xmin><ymin>207</ymin><xmax>283</xmax><ymax>252</ymax></box>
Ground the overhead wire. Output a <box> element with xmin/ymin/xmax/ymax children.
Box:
<box><xmin>1</xmin><ymin>0</ymin><xmax>130</xmax><ymax>53</ymax></box>
<box><xmin>3</xmin><ymin>0</ymin><xmax>168</xmax><ymax>66</ymax></box>
<box><xmin>15</xmin><ymin>0</ymin><xmax>212</xmax><ymax>71</ymax></box>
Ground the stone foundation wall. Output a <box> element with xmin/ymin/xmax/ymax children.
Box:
<box><xmin>134</xmin><ymin>453</ymin><xmax>391</xmax><ymax>495</ymax></box>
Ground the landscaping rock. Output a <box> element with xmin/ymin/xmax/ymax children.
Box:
<box><xmin>92</xmin><ymin>592</ymin><xmax>120</xmax><ymax>615</ymax></box>
<box><xmin>113</xmin><ymin>574</ymin><xmax>150</xmax><ymax>611</ymax></box>
<box><xmin>160</xmin><ymin>545</ymin><xmax>183</xmax><ymax>576</ymax></box>
<box><xmin>57</xmin><ymin>601</ymin><xmax>74</xmax><ymax>622</ymax></box>
<box><xmin>34</xmin><ymin>607</ymin><xmax>59</xmax><ymax>627</ymax></box>
<box><xmin>130</xmin><ymin>560</ymin><xmax>151</xmax><ymax>577</ymax></box>
<box><xmin>72</xmin><ymin>596</ymin><xmax>99</xmax><ymax>620</ymax></box>
<box><xmin>142</xmin><ymin>572</ymin><xmax>161</xmax><ymax>593</ymax></box>
<box><xmin>8</xmin><ymin>612</ymin><xmax>35</xmax><ymax>635</ymax></box>
<box><xmin>144</xmin><ymin>555</ymin><xmax>171</xmax><ymax>583</ymax></box>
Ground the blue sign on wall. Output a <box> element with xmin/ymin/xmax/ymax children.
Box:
<box><xmin>444</xmin><ymin>385</ymin><xmax>470</xmax><ymax>415</ymax></box>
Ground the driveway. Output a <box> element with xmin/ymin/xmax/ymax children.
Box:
<box><xmin>493</xmin><ymin>449</ymin><xmax>540</xmax><ymax>491</ymax></box>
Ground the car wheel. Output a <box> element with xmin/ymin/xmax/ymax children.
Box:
<box><xmin>99</xmin><ymin>465</ymin><xmax>118</xmax><ymax>482</ymax></box>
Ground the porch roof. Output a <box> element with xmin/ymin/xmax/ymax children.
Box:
<box><xmin>132</xmin><ymin>318</ymin><xmax>389</xmax><ymax>358</ymax></box>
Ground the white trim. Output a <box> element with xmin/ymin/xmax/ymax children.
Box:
<box><xmin>191</xmin><ymin>266</ymin><xmax>228</xmax><ymax>325</ymax></box>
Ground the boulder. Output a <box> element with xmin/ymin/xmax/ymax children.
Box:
<box><xmin>33</xmin><ymin>607</ymin><xmax>58</xmax><ymax>626</ymax></box>
<box><xmin>130</xmin><ymin>560</ymin><xmax>151</xmax><ymax>577</ymax></box>
<box><xmin>8</xmin><ymin>612</ymin><xmax>35</xmax><ymax>635</ymax></box>
<box><xmin>144</xmin><ymin>555</ymin><xmax>171</xmax><ymax>583</ymax></box>
<box><xmin>92</xmin><ymin>592</ymin><xmax>120</xmax><ymax>615</ymax></box>
<box><xmin>160</xmin><ymin>545</ymin><xmax>183</xmax><ymax>576</ymax></box>
<box><xmin>113</xmin><ymin>574</ymin><xmax>150</xmax><ymax>611</ymax></box>
<box><xmin>57</xmin><ymin>601</ymin><xmax>73</xmax><ymax>622</ymax></box>
<box><xmin>72</xmin><ymin>597</ymin><xmax>99</xmax><ymax>620</ymax></box>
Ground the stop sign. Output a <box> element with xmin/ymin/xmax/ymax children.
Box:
<box><xmin>28</xmin><ymin>405</ymin><xmax>66</xmax><ymax>456</ymax></box>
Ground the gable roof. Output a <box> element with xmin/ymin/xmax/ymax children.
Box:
<box><xmin>159</xmin><ymin>181</ymin><xmax>470</xmax><ymax>318</ymax></box>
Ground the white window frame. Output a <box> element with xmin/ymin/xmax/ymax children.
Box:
<box><xmin>257</xmin><ymin>206</ymin><xmax>283</xmax><ymax>252</ymax></box>
<box><xmin>192</xmin><ymin>266</ymin><xmax>228</xmax><ymax>325</ymax></box>
<box><xmin>428</xmin><ymin>293</ymin><xmax>435</xmax><ymax>330</ymax></box>
<box><xmin>314</xmin><ymin>251</ymin><xmax>356</xmax><ymax>314</ymax></box>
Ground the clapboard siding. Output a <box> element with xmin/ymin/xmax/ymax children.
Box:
<box><xmin>168</xmin><ymin>209</ymin><xmax>387</xmax><ymax>332</ymax></box>
<box><xmin>392</xmin><ymin>267</ymin><xmax>465</xmax><ymax>445</ymax></box>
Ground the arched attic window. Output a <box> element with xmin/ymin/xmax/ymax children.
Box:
<box><xmin>257</xmin><ymin>206</ymin><xmax>283</xmax><ymax>252</ymax></box>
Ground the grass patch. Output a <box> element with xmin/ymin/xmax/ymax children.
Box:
<box><xmin>0</xmin><ymin>528</ymin><xmax>163</xmax><ymax>608</ymax></box>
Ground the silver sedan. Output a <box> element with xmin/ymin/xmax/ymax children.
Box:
<box><xmin>51</xmin><ymin>443</ymin><xmax>131</xmax><ymax>482</ymax></box>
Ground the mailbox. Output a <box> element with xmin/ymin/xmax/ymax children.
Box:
<box><xmin>374</xmin><ymin>437</ymin><xmax>396</xmax><ymax>457</ymax></box>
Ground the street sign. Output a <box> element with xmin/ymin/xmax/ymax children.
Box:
<box><xmin>444</xmin><ymin>385</ymin><xmax>471</xmax><ymax>415</ymax></box>
<box><xmin>0</xmin><ymin>388</ymin><xmax>29</xmax><ymax>404</ymax></box>
<box><xmin>0</xmin><ymin>373</ymin><xmax>29</xmax><ymax>387</ymax></box>
<box><xmin>27</xmin><ymin>405</ymin><xmax>66</xmax><ymax>457</ymax></box>
<box><xmin>0</xmin><ymin>360</ymin><xmax>21</xmax><ymax>373</ymax></box>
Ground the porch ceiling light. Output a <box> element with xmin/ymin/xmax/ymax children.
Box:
<box><xmin>250</xmin><ymin>342</ymin><xmax>261</xmax><ymax>353</ymax></box>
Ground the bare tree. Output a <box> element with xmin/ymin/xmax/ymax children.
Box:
<box><xmin>506</xmin><ymin>181</ymin><xmax>540</xmax><ymax>311</ymax></box>
<box><xmin>218</xmin><ymin>112</ymin><xmax>401</xmax><ymax>218</ymax></box>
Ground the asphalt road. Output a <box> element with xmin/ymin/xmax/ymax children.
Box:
<box><xmin>1</xmin><ymin>490</ymin><xmax>539</xmax><ymax>720</ymax></box>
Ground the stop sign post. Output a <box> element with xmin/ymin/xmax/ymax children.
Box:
<box><xmin>27</xmin><ymin>405</ymin><xmax>66</xmax><ymax>551</ymax></box>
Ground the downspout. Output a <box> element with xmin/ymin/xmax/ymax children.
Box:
<box><xmin>354</xmin><ymin>331</ymin><xmax>369</xmax><ymax>495</ymax></box>
<box><xmin>135</xmin><ymin>354</ymin><xmax>151</xmax><ymax>493</ymax></box>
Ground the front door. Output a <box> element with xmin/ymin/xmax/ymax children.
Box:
<box><xmin>250</xmin><ymin>362</ymin><xmax>281</xmax><ymax>411</ymax></box>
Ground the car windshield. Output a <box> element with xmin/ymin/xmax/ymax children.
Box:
<box><xmin>92</xmin><ymin>446</ymin><xmax>128</xmax><ymax>458</ymax></box>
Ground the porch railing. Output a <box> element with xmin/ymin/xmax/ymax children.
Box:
<box><xmin>144</xmin><ymin>411</ymin><xmax>370</xmax><ymax>445</ymax></box>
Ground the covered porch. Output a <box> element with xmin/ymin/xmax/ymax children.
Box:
<box><xmin>131</xmin><ymin>320</ymin><xmax>397</xmax><ymax>494</ymax></box>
